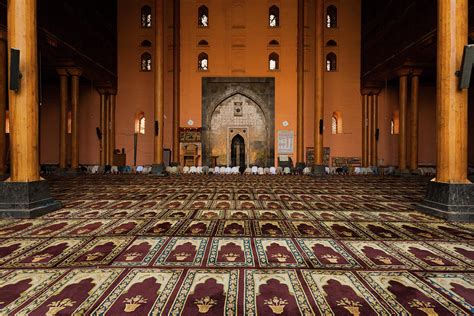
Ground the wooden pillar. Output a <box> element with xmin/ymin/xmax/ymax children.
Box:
<box><xmin>109</xmin><ymin>92</ymin><xmax>116</xmax><ymax>165</ymax></box>
<box><xmin>436</xmin><ymin>0</ymin><xmax>469</xmax><ymax>183</ymax></box>
<box><xmin>105</xmin><ymin>94</ymin><xmax>110</xmax><ymax>165</ymax></box>
<box><xmin>397</xmin><ymin>69</ymin><xmax>410</xmax><ymax>171</ymax></box>
<box><xmin>154</xmin><ymin>0</ymin><xmax>165</xmax><ymax>166</ymax></box>
<box><xmin>367</xmin><ymin>94</ymin><xmax>374</xmax><ymax>166</ymax></box>
<box><xmin>314</xmin><ymin>0</ymin><xmax>324</xmax><ymax>165</ymax></box>
<box><xmin>68</xmin><ymin>68</ymin><xmax>82</xmax><ymax>169</ymax></box>
<box><xmin>0</xmin><ymin>0</ymin><xmax>60</xmax><ymax>216</ymax></box>
<box><xmin>371</xmin><ymin>93</ymin><xmax>379</xmax><ymax>166</ymax></box>
<box><xmin>0</xmin><ymin>32</ymin><xmax>7</xmax><ymax>174</ymax></box>
<box><xmin>296</xmin><ymin>0</ymin><xmax>304</xmax><ymax>164</ymax></box>
<box><xmin>98</xmin><ymin>90</ymin><xmax>107</xmax><ymax>166</ymax></box>
<box><xmin>410</xmin><ymin>69</ymin><xmax>422</xmax><ymax>171</ymax></box>
<box><xmin>7</xmin><ymin>0</ymin><xmax>40</xmax><ymax>182</ymax></box>
<box><xmin>57</xmin><ymin>68</ymin><xmax>68</xmax><ymax>169</ymax></box>
<box><xmin>361</xmin><ymin>93</ymin><xmax>369</xmax><ymax>167</ymax></box>
<box><xmin>172</xmin><ymin>0</ymin><xmax>180</xmax><ymax>163</ymax></box>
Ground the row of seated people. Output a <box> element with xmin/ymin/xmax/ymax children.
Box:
<box><xmin>41</xmin><ymin>164</ymin><xmax>461</xmax><ymax>176</ymax></box>
<box><xmin>174</xmin><ymin>166</ymin><xmax>311</xmax><ymax>175</ymax></box>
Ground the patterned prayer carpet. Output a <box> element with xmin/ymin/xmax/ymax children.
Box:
<box><xmin>0</xmin><ymin>174</ymin><xmax>473</xmax><ymax>315</ymax></box>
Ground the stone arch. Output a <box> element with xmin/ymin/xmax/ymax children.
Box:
<box><xmin>210</xmin><ymin>91</ymin><xmax>270</xmax><ymax>124</ymax></box>
<box><xmin>209</xmin><ymin>93</ymin><xmax>268</xmax><ymax>167</ymax></box>
<box><xmin>202</xmin><ymin>77</ymin><xmax>275</xmax><ymax>167</ymax></box>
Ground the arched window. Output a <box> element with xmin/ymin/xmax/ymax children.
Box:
<box><xmin>135</xmin><ymin>112</ymin><xmax>146</xmax><ymax>134</ymax></box>
<box><xmin>67</xmin><ymin>111</ymin><xmax>72</xmax><ymax>134</ymax></box>
<box><xmin>198</xmin><ymin>52</ymin><xmax>208</xmax><ymax>71</ymax></box>
<box><xmin>269</xmin><ymin>52</ymin><xmax>279</xmax><ymax>70</ymax></box>
<box><xmin>5</xmin><ymin>111</ymin><xmax>9</xmax><ymax>134</ymax></box>
<box><xmin>268</xmin><ymin>39</ymin><xmax>280</xmax><ymax>46</ymax></box>
<box><xmin>141</xmin><ymin>5</ymin><xmax>152</xmax><ymax>28</ymax></box>
<box><xmin>140</xmin><ymin>40</ymin><xmax>152</xmax><ymax>47</ymax></box>
<box><xmin>141</xmin><ymin>52</ymin><xmax>152</xmax><ymax>71</ymax></box>
<box><xmin>331</xmin><ymin>116</ymin><xmax>338</xmax><ymax>134</ymax></box>
<box><xmin>198</xmin><ymin>39</ymin><xmax>209</xmax><ymax>46</ymax></box>
<box><xmin>391</xmin><ymin>111</ymin><xmax>400</xmax><ymax>135</ymax></box>
<box><xmin>269</xmin><ymin>5</ymin><xmax>279</xmax><ymax>27</ymax></box>
<box><xmin>326</xmin><ymin>40</ymin><xmax>337</xmax><ymax>47</ymax></box>
<box><xmin>326</xmin><ymin>52</ymin><xmax>337</xmax><ymax>71</ymax></box>
<box><xmin>331</xmin><ymin>111</ymin><xmax>343</xmax><ymax>134</ymax></box>
<box><xmin>198</xmin><ymin>5</ymin><xmax>209</xmax><ymax>27</ymax></box>
<box><xmin>326</xmin><ymin>5</ymin><xmax>337</xmax><ymax>28</ymax></box>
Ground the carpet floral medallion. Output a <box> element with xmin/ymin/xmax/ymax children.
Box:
<box><xmin>0</xmin><ymin>174</ymin><xmax>473</xmax><ymax>315</ymax></box>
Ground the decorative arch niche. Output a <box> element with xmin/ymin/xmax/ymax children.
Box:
<box><xmin>202</xmin><ymin>77</ymin><xmax>275</xmax><ymax>167</ymax></box>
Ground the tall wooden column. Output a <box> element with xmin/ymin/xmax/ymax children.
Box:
<box><xmin>57</xmin><ymin>68</ymin><xmax>68</xmax><ymax>169</ymax></box>
<box><xmin>410</xmin><ymin>69</ymin><xmax>422</xmax><ymax>171</ymax></box>
<box><xmin>419</xmin><ymin>0</ymin><xmax>473</xmax><ymax>222</ymax></box>
<box><xmin>1</xmin><ymin>0</ymin><xmax>61</xmax><ymax>217</ymax></box>
<box><xmin>397</xmin><ymin>69</ymin><xmax>410</xmax><ymax>171</ymax></box>
<box><xmin>367</xmin><ymin>94</ymin><xmax>374</xmax><ymax>166</ymax></box>
<box><xmin>361</xmin><ymin>92</ymin><xmax>369</xmax><ymax>167</ymax></box>
<box><xmin>436</xmin><ymin>0</ymin><xmax>468</xmax><ymax>183</ymax></box>
<box><xmin>296</xmin><ymin>0</ymin><xmax>304</xmax><ymax>165</ymax></box>
<box><xmin>313</xmin><ymin>0</ymin><xmax>325</xmax><ymax>168</ymax></box>
<box><xmin>172</xmin><ymin>0</ymin><xmax>180</xmax><ymax>164</ymax></box>
<box><xmin>152</xmin><ymin>0</ymin><xmax>165</xmax><ymax>174</ymax></box>
<box><xmin>108</xmin><ymin>91</ymin><xmax>116</xmax><ymax>165</ymax></box>
<box><xmin>0</xmin><ymin>31</ymin><xmax>7</xmax><ymax>175</ymax></box>
<box><xmin>8</xmin><ymin>0</ymin><xmax>40</xmax><ymax>181</ymax></box>
<box><xmin>370</xmin><ymin>93</ymin><xmax>379</xmax><ymax>166</ymax></box>
<box><xmin>105</xmin><ymin>94</ymin><xmax>110</xmax><ymax>165</ymax></box>
<box><xmin>98</xmin><ymin>89</ymin><xmax>107</xmax><ymax>165</ymax></box>
<box><xmin>68</xmin><ymin>68</ymin><xmax>82</xmax><ymax>169</ymax></box>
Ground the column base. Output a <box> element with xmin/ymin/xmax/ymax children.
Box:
<box><xmin>311</xmin><ymin>165</ymin><xmax>326</xmax><ymax>177</ymax></box>
<box><xmin>150</xmin><ymin>164</ymin><xmax>168</xmax><ymax>177</ymax></box>
<box><xmin>418</xmin><ymin>181</ymin><xmax>474</xmax><ymax>222</ymax></box>
<box><xmin>54</xmin><ymin>168</ymin><xmax>68</xmax><ymax>176</ymax></box>
<box><xmin>65</xmin><ymin>168</ymin><xmax>83</xmax><ymax>176</ymax></box>
<box><xmin>295</xmin><ymin>162</ymin><xmax>306</xmax><ymax>174</ymax></box>
<box><xmin>395</xmin><ymin>169</ymin><xmax>411</xmax><ymax>177</ymax></box>
<box><xmin>0</xmin><ymin>180</ymin><xmax>62</xmax><ymax>218</ymax></box>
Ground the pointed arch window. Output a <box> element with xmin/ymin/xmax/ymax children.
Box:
<box><xmin>198</xmin><ymin>5</ymin><xmax>209</xmax><ymax>27</ymax></box>
<box><xmin>140</xmin><ymin>40</ymin><xmax>152</xmax><ymax>48</ymax></box>
<box><xmin>331</xmin><ymin>111</ymin><xmax>343</xmax><ymax>134</ymax></box>
<box><xmin>326</xmin><ymin>40</ymin><xmax>337</xmax><ymax>47</ymax></box>
<box><xmin>141</xmin><ymin>5</ymin><xmax>152</xmax><ymax>28</ymax></box>
<box><xmin>5</xmin><ymin>111</ymin><xmax>9</xmax><ymax>134</ymax></box>
<box><xmin>135</xmin><ymin>112</ymin><xmax>146</xmax><ymax>134</ymax></box>
<box><xmin>331</xmin><ymin>116</ymin><xmax>338</xmax><ymax>134</ymax></box>
<box><xmin>67</xmin><ymin>111</ymin><xmax>72</xmax><ymax>134</ymax></box>
<box><xmin>269</xmin><ymin>5</ymin><xmax>279</xmax><ymax>27</ymax></box>
<box><xmin>198</xmin><ymin>39</ymin><xmax>209</xmax><ymax>46</ymax></box>
<box><xmin>269</xmin><ymin>52</ymin><xmax>279</xmax><ymax>70</ymax></box>
<box><xmin>141</xmin><ymin>53</ymin><xmax>152</xmax><ymax>71</ymax></box>
<box><xmin>326</xmin><ymin>52</ymin><xmax>337</xmax><ymax>71</ymax></box>
<box><xmin>326</xmin><ymin>5</ymin><xmax>337</xmax><ymax>28</ymax></box>
<box><xmin>268</xmin><ymin>39</ymin><xmax>280</xmax><ymax>46</ymax></box>
<box><xmin>391</xmin><ymin>111</ymin><xmax>400</xmax><ymax>135</ymax></box>
<box><xmin>198</xmin><ymin>52</ymin><xmax>208</xmax><ymax>71</ymax></box>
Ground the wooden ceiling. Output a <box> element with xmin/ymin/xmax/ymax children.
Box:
<box><xmin>0</xmin><ymin>0</ymin><xmax>117</xmax><ymax>85</ymax></box>
<box><xmin>361</xmin><ymin>0</ymin><xmax>474</xmax><ymax>87</ymax></box>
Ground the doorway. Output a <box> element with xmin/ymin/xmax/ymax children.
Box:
<box><xmin>231</xmin><ymin>134</ymin><xmax>246</xmax><ymax>169</ymax></box>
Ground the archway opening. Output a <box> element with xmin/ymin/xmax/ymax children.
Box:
<box><xmin>231</xmin><ymin>134</ymin><xmax>246</xmax><ymax>170</ymax></box>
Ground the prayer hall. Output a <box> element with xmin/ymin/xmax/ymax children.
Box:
<box><xmin>0</xmin><ymin>0</ymin><xmax>474</xmax><ymax>314</ymax></box>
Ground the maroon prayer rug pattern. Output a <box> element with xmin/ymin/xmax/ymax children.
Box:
<box><xmin>0</xmin><ymin>174</ymin><xmax>472</xmax><ymax>314</ymax></box>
